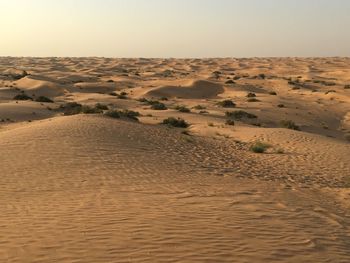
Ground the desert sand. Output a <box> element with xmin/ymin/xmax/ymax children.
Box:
<box><xmin>0</xmin><ymin>57</ymin><xmax>350</xmax><ymax>262</ymax></box>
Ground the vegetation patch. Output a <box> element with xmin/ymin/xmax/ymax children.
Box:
<box><xmin>226</xmin><ymin>110</ymin><xmax>257</xmax><ymax>120</ymax></box>
<box><xmin>162</xmin><ymin>117</ymin><xmax>189</xmax><ymax>128</ymax></box>
<box><xmin>217</xmin><ymin>100</ymin><xmax>236</xmax><ymax>108</ymax></box>
<box><xmin>250</xmin><ymin>141</ymin><xmax>271</xmax><ymax>153</ymax></box>
<box><xmin>175</xmin><ymin>105</ymin><xmax>191</xmax><ymax>113</ymax></box>
<box><xmin>280</xmin><ymin>120</ymin><xmax>300</xmax><ymax>131</ymax></box>
<box><xmin>13</xmin><ymin>94</ymin><xmax>33</xmax><ymax>101</ymax></box>
<box><xmin>35</xmin><ymin>96</ymin><xmax>54</xmax><ymax>103</ymax></box>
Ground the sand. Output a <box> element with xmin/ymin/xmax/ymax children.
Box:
<box><xmin>0</xmin><ymin>57</ymin><xmax>350</xmax><ymax>262</ymax></box>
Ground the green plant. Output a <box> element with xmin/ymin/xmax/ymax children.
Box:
<box><xmin>60</xmin><ymin>102</ymin><xmax>83</xmax><ymax>115</ymax></box>
<box><xmin>226</xmin><ymin>119</ymin><xmax>235</xmax><ymax>126</ymax></box>
<box><xmin>250</xmin><ymin>141</ymin><xmax>271</xmax><ymax>153</ymax></box>
<box><xmin>81</xmin><ymin>105</ymin><xmax>103</xmax><ymax>114</ymax></box>
<box><xmin>247</xmin><ymin>92</ymin><xmax>256</xmax><ymax>98</ymax></box>
<box><xmin>225</xmin><ymin>110</ymin><xmax>257</xmax><ymax>120</ymax></box>
<box><xmin>247</xmin><ymin>98</ymin><xmax>260</xmax><ymax>102</ymax></box>
<box><xmin>104</xmin><ymin>110</ymin><xmax>120</xmax><ymax>119</ymax></box>
<box><xmin>175</xmin><ymin>105</ymin><xmax>191</xmax><ymax>113</ymax></box>
<box><xmin>13</xmin><ymin>94</ymin><xmax>32</xmax><ymax>101</ymax></box>
<box><xmin>95</xmin><ymin>103</ymin><xmax>109</xmax><ymax>110</ymax></box>
<box><xmin>35</xmin><ymin>96</ymin><xmax>53</xmax><ymax>103</ymax></box>
<box><xmin>193</xmin><ymin>105</ymin><xmax>206</xmax><ymax>110</ymax></box>
<box><xmin>151</xmin><ymin>102</ymin><xmax>167</xmax><ymax>110</ymax></box>
<box><xmin>217</xmin><ymin>100</ymin><xmax>236</xmax><ymax>108</ymax></box>
<box><xmin>225</xmin><ymin>80</ymin><xmax>235</xmax><ymax>84</ymax></box>
<box><xmin>162</xmin><ymin>117</ymin><xmax>189</xmax><ymax>128</ymax></box>
<box><xmin>280</xmin><ymin>120</ymin><xmax>300</xmax><ymax>131</ymax></box>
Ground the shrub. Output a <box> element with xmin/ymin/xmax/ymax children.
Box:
<box><xmin>280</xmin><ymin>120</ymin><xmax>300</xmax><ymax>131</ymax></box>
<box><xmin>162</xmin><ymin>117</ymin><xmax>189</xmax><ymax>128</ymax></box>
<box><xmin>160</xmin><ymin>97</ymin><xmax>168</xmax><ymax>101</ymax></box>
<box><xmin>225</xmin><ymin>80</ymin><xmax>235</xmax><ymax>84</ymax></box>
<box><xmin>35</xmin><ymin>96</ymin><xmax>54</xmax><ymax>103</ymax></box>
<box><xmin>104</xmin><ymin>109</ymin><xmax>140</xmax><ymax>121</ymax></box>
<box><xmin>138</xmin><ymin>97</ymin><xmax>149</xmax><ymax>103</ymax></box>
<box><xmin>226</xmin><ymin>119</ymin><xmax>235</xmax><ymax>126</ymax></box>
<box><xmin>81</xmin><ymin>105</ymin><xmax>103</xmax><ymax>114</ymax></box>
<box><xmin>250</xmin><ymin>141</ymin><xmax>271</xmax><ymax>153</ymax></box>
<box><xmin>247</xmin><ymin>92</ymin><xmax>256</xmax><ymax>98</ymax></box>
<box><xmin>258</xmin><ymin>74</ymin><xmax>266</xmax><ymax>79</ymax></box>
<box><xmin>226</xmin><ymin>111</ymin><xmax>257</xmax><ymax>120</ymax></box>
<box><xmin>344</xmin><ymin>85</ymin><xmax>350</xmax><ymax>89</ymax></box>
<box><xmin>104</xmin><ymin>110</ymin><xmax>120</xmax><ymax>119</ymax></box>
<box><xmin>247</xmin><ymin>98</ymin><xmax>260</xmax><ymax>102</ymax></box>
<box><xmin>175</xmin><ymin>105</ymin><xmax>191</xmax><ymax>113</ymax></box>
<box><xmin>13</xmin><ymin>94</ymin><xmax>32</xmax><ymax>101</ymax></box>
<box><xmin>269</xmin><ymin>91</ymin><xmax>277</xmax><ymax>95</ymax></box>
<box><xmin>60</xmin><ymin>102</ymin><xmax>83</xmax><ymax>116</ymax></box>
<box><xmin>119</xmin><ymin>110</ymin><xmax>140</xmax><ymax>121</ymax></box>
<box><xmin>151</xmin><ymin>102</ymin><xmax>167</xmax><ymax>110</ymax></box>
<box><xmin>217</xmin><ymin>100</ymin><xmax>236</xmax><ymax>108</ymax></box>
<box><xmin>277</xmin><ymin>104</ymin><xmax>285</xmax><ymax>108</ymax></box>
<box><xmin>193</xmin><ymin>105</ymin><xmax>206</xmax><ymax>110</ymax></box>
<box><xmin>95</xmin><ymin>103</ymin><xmax>109</xmax><ymax>111</ymax></box>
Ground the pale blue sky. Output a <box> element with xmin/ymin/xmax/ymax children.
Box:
<box><xmin>1</xmin><ymin>0</ymin><xmax>349</xmax><ymax>57</ymax></box>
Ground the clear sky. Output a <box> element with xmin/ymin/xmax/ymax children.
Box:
<box><xmin>1</xmin><ymin>0</ymin><xmax>349</xmax><ymax>57</ymax></box>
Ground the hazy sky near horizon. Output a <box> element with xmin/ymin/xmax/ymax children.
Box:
<box><xmin>1</xmin><ymin>0</ymin><xmax>350</xmax><ymax>57</ymax></box>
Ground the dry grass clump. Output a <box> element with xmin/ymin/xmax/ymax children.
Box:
<box><xmin>280</xmin><ymin>120</ymin><xmax>300</xmax><ymax>131</ymax></box>
<box><xmin>162</xmin><ymin>117</ymin><xmax>189</xmax><ymax>128</ymax></box>
<box><xmin>35</xmin><ymin>96</ymin><xmax>54</xmax><ymax>103</ymax></box>
<box><xmin>217</xmin><ymin>100</ymin><xmax>236</xmax><ymax>108</ymax></box>
<box><xmin>226</xmin><ymin>110</ymin><xmax>257</xmax><ymax>120</ymax></box>
<box><xmin>104</xmin><ymin>109</ymin><xmax>140</xmax><ymax>121</ymax></box>
<box><xmin>175</xmin><ymin>105</ymin><xmax>191</xmax><ymax>113</ymax></box>
<box><xmin>250</xmin><ymin>141</ymin><xmax>271</xmax><ymax>153</ymax></box>
<box><xmin>13</xmin><ymin>93</ymin><xmax>32</xmax><ymax>101</ymax></box>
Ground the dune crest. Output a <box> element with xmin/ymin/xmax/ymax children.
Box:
<box><xmin>145</xmin><ymin>80</ymin><xmax>224</xmax><ymax>99</ymax></box>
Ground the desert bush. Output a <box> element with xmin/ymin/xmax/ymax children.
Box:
<box><xmin>175</xmin><ymin>105</ymin><xmax>191</xmax><ymax>113</ymax></box>
<box><xmin>280</xmin><ymin>120</ymin><xmax>300</xmax><ymax>131</ymax></box>
<box><xmin>247</xmin><ymin>92</ymin><xmax>256</xmax><ymax>98</ymax></box>
<box><xmin>151</xmin><ymin>102</ymin><xmax>167</xmax><ymax>110</ymax></box>
<box><xmin>247</xmin><ymin>98</ymin><xmax>260</xmax><ymax>102</ymax></box>
<box><xmin>277</xmin><ymin>104</ymin><xmax>285</xmax><ymax>108</ymax></box>
<box><xmin>269</xmin><ymin>91</ymin><xmax>277</xmax><ymax>95</ymax></box>
<box><xmin>217</xmin><ymin>100</ymin><xmax>236</xmax><ymax>108</ymax></box>
<box><xmin>225</xmin><ymin>80</ymin><xmax>235</xmax><ymax>84</ymax></box>
<box><xmin>13</xmin><ymin>94</ymin><xmax>32</xmax><ymax>101</ymax></box>
<box><xmin>250</xmin><ymin>141</ymin><xmax>271</xmax><ymax>153</ymax></box>
<box><xmin>104</xmin><ymin>110</ymin><xmax>120</xmax><ymax>119</ymax></box>
<box><xmin>81</xmin><ymin>105</ymin><xmax>103</xmax><ymax>114</ymax></box>
<box><xmin>193</xmin><ymin>105</ymin><xmax>206</xmax><ymax>110</ymax></box>
<box><xmin>35</xmin><ymin>96</ymin><xmax>54</xmax><ymax>103</ymax></box>
<box><xmin>60</xmin><ymin>102</ymin><xmax>83</xmax><ymax>116</ymax></box>
<box><xmin>119</xmin><ymin>110</ymin><xmax>140</xmax><ymax>121</ymax></box>
<box><xmin>226</xmin><ymin>119</ymin><xmax>235</xmax><ymax>126</ymax></box>
<box><xmin>162</xmin><ymin>117</ymin><xmax>189</xmax><ymax>128</ymax></box>
<box><xmin>95</xmin><ymin>103</ymin><xmax>109</xmax><ymax>111</ymax></box>
<box><xmin>138</xmin><ymin>97</ymin><xmax>149</xmax><ymax>103</ymax></box>
<box><xmin>226</xmin><ymin>111</ymin><xmax>257</xmax><ymax>120</ymax></box>
<box><xmin>344</xmin><ymin>85</ymin><xmax>350</xmax><ymax>89</ymax></box>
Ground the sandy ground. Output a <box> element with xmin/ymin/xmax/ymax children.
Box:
<box><xmin>0</xmin><ymin>57</ymin><xmax>350</xmax><ymax>262</ymax></box>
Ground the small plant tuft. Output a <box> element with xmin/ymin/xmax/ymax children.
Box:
<box><xmin>162</xmin><ymin>117</ymin><xmax>189</xmax><ymax>128</ymax></box>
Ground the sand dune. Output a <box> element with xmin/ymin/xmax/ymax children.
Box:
<box><xmin>0</xmin><ymin>57</ymin><xmax>349</xmax><ymax>262</ymax></box>
<box><xmin>145</xmin><ymin>80</ymin><xmax>224</xmax><ymax>99</ymax></box>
